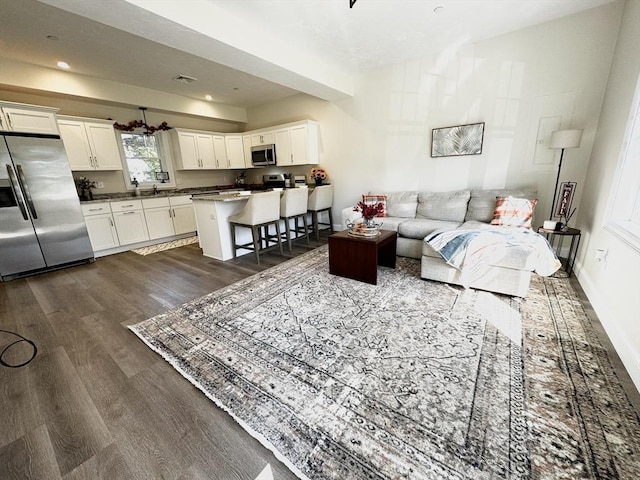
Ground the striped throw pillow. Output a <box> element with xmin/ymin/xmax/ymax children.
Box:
<box><xmin>490</xmin><ymin>196</ymin><xmax>537</xmax><ymax>229</ymax></box>
<box><xmin>362</xmin><ymin>194</ymin><xmax>387</xmax><ymax>217</ymax></box>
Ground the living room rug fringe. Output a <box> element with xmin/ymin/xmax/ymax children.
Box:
<box><xmin>129</xmin><ymin>245</ymin><xmax>640</xmax><ymax>480</ymax></box>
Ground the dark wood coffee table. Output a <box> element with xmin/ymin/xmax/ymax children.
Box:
<box><xmin>328</xmin><ymin>229</ymin><xmax>397</xmax><ymax>285</ymax></box>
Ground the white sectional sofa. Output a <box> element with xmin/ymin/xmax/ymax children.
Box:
<box><xmin>341</xmin><ymin>188</ymin><xmax>544</xmax><ymax>297</ymax></box>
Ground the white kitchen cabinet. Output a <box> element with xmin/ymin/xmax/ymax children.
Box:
<box><xmin>58</xmin><ymin>117</ymin><xmax>123</xmax><ymax>171</ymax></box>
<box><xmin>170</xmin><ymin>196</ymin><xmax>197</xmax><ymax>234</ymax></box>
<box><xmin>172</xmin><ymin>129</ymin><xmax>217</xmax><ymax>169</ymax></box>
<box><xmin>0</xmin><ymin>103</ymin><xmax>59</xmax><ymax>134</ymax></box>
<box><xmin>142</xmin><ymin>197</ymin><xmax>173</xmax><ymax>240</ymax></box>
<box><xmin>81</xmin><ymin>202</ymin><xmax>119</xmax><ymax>252</ymax></box>
<box><xmin>251</xmin><ymin>131</ymin><xmax>275</xmax><ymax>147</ymax></box>
<box><xmin>213</xmin><ymin>135</ymin><xmax>228</xmax><ymax>169</ymax></box>
<box><xmin>242</xmin><ymin>135</ymin><xmax>253</xmax><ymax>168</ymax></box>
<box><xmin>142</xmin><ymin>195</ymin><xmax>196</xmax><ymax>239</ymax></box>
<box><xmin>225</xmin><ymin>135</ymin><xmax>246</xmax><ymax>169</ymax></box>
<box><xmin>111</xmin><ymin>199</ymin><xmax>149</xmax><ymax>245</ymax></box>
<box><xmin>290</xmin><ymin>122</ymin><xmax>319</xmax><ymax>165</ymax></box>
<box><xmin>275</xmin><ymin>128</ymin><xmax>292</xmax><ymax>165</ymax></box>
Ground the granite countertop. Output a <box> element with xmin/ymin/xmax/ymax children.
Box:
<box><xmin>80</xmin><ymin>185</ymin><xmax>243</xmax><ymax>204</ymax></box>
<box><xmin>81</xmin><ymin>184</ymin><xmax>316</xmax><ymax>204</ymax></box>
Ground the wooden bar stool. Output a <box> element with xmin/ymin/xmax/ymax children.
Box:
<box><xmin>307</xmin><ymin>185</ymin><xmax>334</xmax><ymax>241</ymax></box>
<box><xmin>228</xmin><ymin>191</ymin><xmax>283</xmax><ymax>265</ymax></box>
<box><xmin>280</xmin><ymin>188</ymin><xmax>309</xmax><ymax>251</ymax></box>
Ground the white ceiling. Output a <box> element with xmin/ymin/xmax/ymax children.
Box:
<box><xmin>0</xmin><ymin>0</ymin><xmax>615</xmax><ymax>110</ymax></box>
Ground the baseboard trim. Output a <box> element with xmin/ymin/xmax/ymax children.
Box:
<box><xmin>574</xmin><ymin>260</ymin><xmax>640</xmax><ymax>392</ymax></box>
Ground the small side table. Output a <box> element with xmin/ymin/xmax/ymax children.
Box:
<box><xmin>537</xmin><ymin>226</ymin><xmax>581</xmax><ymax>277</ymax></box>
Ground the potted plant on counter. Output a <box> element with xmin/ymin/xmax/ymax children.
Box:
<box><xmin>75</xmin><ymin>176</ymin><xmax>97</xmax><ymax>201</ymax></box>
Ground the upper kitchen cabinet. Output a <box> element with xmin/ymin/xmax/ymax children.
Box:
<box><xmin>171</xmin><ymin>129</ymin><xmax>217</xmax><ymax>170</ymax></box>
<box><xmin>225</xmin><ymin>135</ymin><xmax>246</xmax><ymax>169</ymax></box>
<box><xmin>274</xmin><ymin>121</ymin><xmax>319</xmax><ymax>166</ymax></box>
<box><xmin>290</xmin><ymin>121</ymin><xmax>319</xmax><ymax>165</ymax></box>
<box><xmin>212</xmin><ymin>135</ymin><xmax>228</xmax><ymax>169</ymax></box>
<box><xmin>57</xmin><ymin>117</ymin><xmax>123</xmax><ymax>171</ymax></box>
<box><xmin>275</xmin><ymin>128</ymin><xmax>292</xmax><ymax>166</ymax></box>
<box><xmin>242</xmin><ymin>135</ymin><xmax>253</xmax><ymax>168</ymax></box>
<box><xmin>0</xmin><ymin>102</ymin><xmax>59</xmax><ymax>135</ymax></box>
<box><xmin>251</xmin><ymin>131</ymin><xmax>275</xmax><ymax>147</ymax></box>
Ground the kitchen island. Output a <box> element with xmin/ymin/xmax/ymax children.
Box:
<box><xmin>191</xmin><ymin>193</ymin><xmax>254</xmax><ymax>261</ymax></box>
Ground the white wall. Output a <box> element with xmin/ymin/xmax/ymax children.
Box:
<box><xmin>247</xmin><ymin>2</ymin><xmax>623</xmax><ymax>230</ymax></box>
<box><xmin>575</xmin><ymin>0</ymin><xmax>640</xmax><ymax>390</ymax></box>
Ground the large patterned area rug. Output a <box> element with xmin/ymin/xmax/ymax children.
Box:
<box><xmin>130</xmin><ymin>246</ymin><xmax>640</xmax><ymax>479</ymax></box>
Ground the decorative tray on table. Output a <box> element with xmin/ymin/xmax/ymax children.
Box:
<box><xmin>347</xmin><ymin>221</ymin><xmax>382</xmax><ymax>238</ymax></box>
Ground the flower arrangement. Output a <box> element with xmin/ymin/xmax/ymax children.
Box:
<box><xmin>353</xmin><ymin>201</ymin><xmax>384</xmax><ymax>221</ymax></box>
<box><xmin>76</xmin><ymin>176</ymin><xmax>97</xmax><ymax>190</ymax></box>
<box><xmin>309</xmin><ymin>167</ymin><xmax>328</xmax><ymax>182</ymax></box>
<box><xmin>75</xmin><ymin>176</ymin><xmax>97</xmax><ymax>201</ymax></box>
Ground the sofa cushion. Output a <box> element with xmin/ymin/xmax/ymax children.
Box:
<box><xmin>373</xmin><ymin>191</ymin><xmax>418</xmax><ymax>218</ymax></box>
<box><xmin>416</xmin><ymin>190</ymin><xmax>470</xmax><ymax>222</ymax></box>
<box><xmin>398</xmin><ymin>219</ymin><xmax>461</xmax><ymax>239</ymax></box>
<box><xmin>374</xmin><ymin>216</ymin><xmax>406</xmax><ymax>232</ymax></box>
<box><xmin>465</xmin><ymin>189</ymin><xmax>537</xmax><ymax>223</ymax></box>
<box><xmin>490</xmin><ymin>196</ymin><xmax>537</xmax><ymax>229</ymax></box>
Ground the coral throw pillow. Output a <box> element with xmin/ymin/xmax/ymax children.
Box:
<box><xmin>490</xmin><ymin>196</ymin><xmax>537</xmax><ymax>229</ymax></box>
<box><xmin>362</xmin><ymin>194</ymin><xmax>387</xmax><ymax>217</ymax></box>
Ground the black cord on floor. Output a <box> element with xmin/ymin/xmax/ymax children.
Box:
<box><xmin>0</xmin><ymin>329</ymin><xmax>37</xmax><ymax>368</ymax></box>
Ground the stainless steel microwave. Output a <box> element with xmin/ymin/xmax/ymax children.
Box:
<box><xmin>251</xmin><ymin>144</ymin><xmax>276</xmax><ymax>166</ymax></box>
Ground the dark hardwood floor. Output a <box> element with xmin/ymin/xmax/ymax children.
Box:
<box><xmin>1</xmin><ymin>232</ymin><xmax>638</xmax><ymax>479</ymax></box>
<box><xmin>0</xmin><ymin>234</ymin><xmax>329</xmax><ymax>480</ymax></box>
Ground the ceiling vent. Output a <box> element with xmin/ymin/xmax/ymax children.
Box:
<box><xmin>173</xmin><ymin>74</ymin><xmax>197</xmax><ymax>84</ymax></box>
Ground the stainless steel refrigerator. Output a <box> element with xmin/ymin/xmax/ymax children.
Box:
<box><xmin>0</xmin><ymin>132</ymin><xmax>94</xmax><ymax>281</ymax></box>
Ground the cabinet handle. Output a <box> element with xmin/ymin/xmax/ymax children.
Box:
<box><xmin>122</xmin><ymin>211</ymin><xmax>136</xmax><ymax>215</ymax></box>
<box><xmin>120</xmin><ymin>204</ymin><xmax>134</xmax><ymax>208</ymax></box>
<box><xmin>109</xmin><ymin>218</ymin><xmax>114</xmax><ymax>227</ymax></box>
<box><xmin>172</xmin><ymin>208</ymin><xmax>176</xmax><ymax>217</ymax></box>
<box><xmin>168</xmin><ymin>209</ymin><xmax>172</xmax><ymax>218</ymax></box>
<box><xmin>5</xmin><ymin>113</ymin><xmax>12</xmax><ymax>129</ymax></box>
<box><xmin>0</xmin><ymin>116</ymin><xmax>4</xmax><ymax>129</ymax></box>
<box><xmin>89</xmin><ymin>156</ymin><xmax>94</xmax><ymax>167</ymax></box>
<box><xmin>88</xmin><ymin>208</ymin><xmax>104</xmax><ymax>211</ymax></box>
<box><xmin>94</xmin><ymin>156</ymin><xmax>99</xmax><ymax>168</ymax></box>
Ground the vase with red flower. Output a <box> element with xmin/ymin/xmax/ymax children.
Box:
<box><xmin>348</xmin><ymin>201</ymin><xmax>384</xmax><ymax>236</ymax></box>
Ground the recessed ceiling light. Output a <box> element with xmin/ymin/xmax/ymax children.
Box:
<box><xmin>205</xmin><ymin>95</ymin><xmax>213</xmax><ymax>101</ymax></box>
<box><xmin>57</xmin><ymin>61</ymin><xmax>70</xmax><ymax>69</ymax></box>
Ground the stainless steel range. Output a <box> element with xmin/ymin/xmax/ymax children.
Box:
<box><xmin>262</xmin><ymin>174</ymin><xmax>285</xmax><ymax>189</ymax></box>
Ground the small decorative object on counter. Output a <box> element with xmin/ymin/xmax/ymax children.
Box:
<box><xmin>75</xmin><ymin>176</ymin><xmax>97</xmax><ymax>201</ymax></box>
<box><xmin>309</xmin><ymin>167</ymin><xmax>328</xmax><ymax>186</ymax></box>
<box><xmin>234</xmin><ymin>171</ymin><xmax>246</xmax><ymax>187</ymax></box>
<box><xmin>132</xmin><ymin>177</ymin><xmax>141</xmax><ymax>196</ymax></box>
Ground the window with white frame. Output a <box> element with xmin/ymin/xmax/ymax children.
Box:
<box><xmin>606</xmin><ymin>74</ymin><xmax>640</xmax><ymax>252</ymax></box>
<box><xmin>119</xmin><ymin>131</ymin><xmax>175</xmax><ymax>189</ymax></box>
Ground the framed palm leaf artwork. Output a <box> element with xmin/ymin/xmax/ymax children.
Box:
<box><xmin>431</xmin><ymin>122</ymin><xmax>485</xmax><ymax>157</ymax></box>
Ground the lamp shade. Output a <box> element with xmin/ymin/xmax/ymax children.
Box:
<box><xmin>549</xmin><ymin>129</ymin><xmax>583</xmax><ymax>149</ymax></box>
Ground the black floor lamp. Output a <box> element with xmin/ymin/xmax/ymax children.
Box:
<box><xmin>548</xmin><ymin>129</ymin><xmax>583</xmax><ymax>221</ymax></box>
